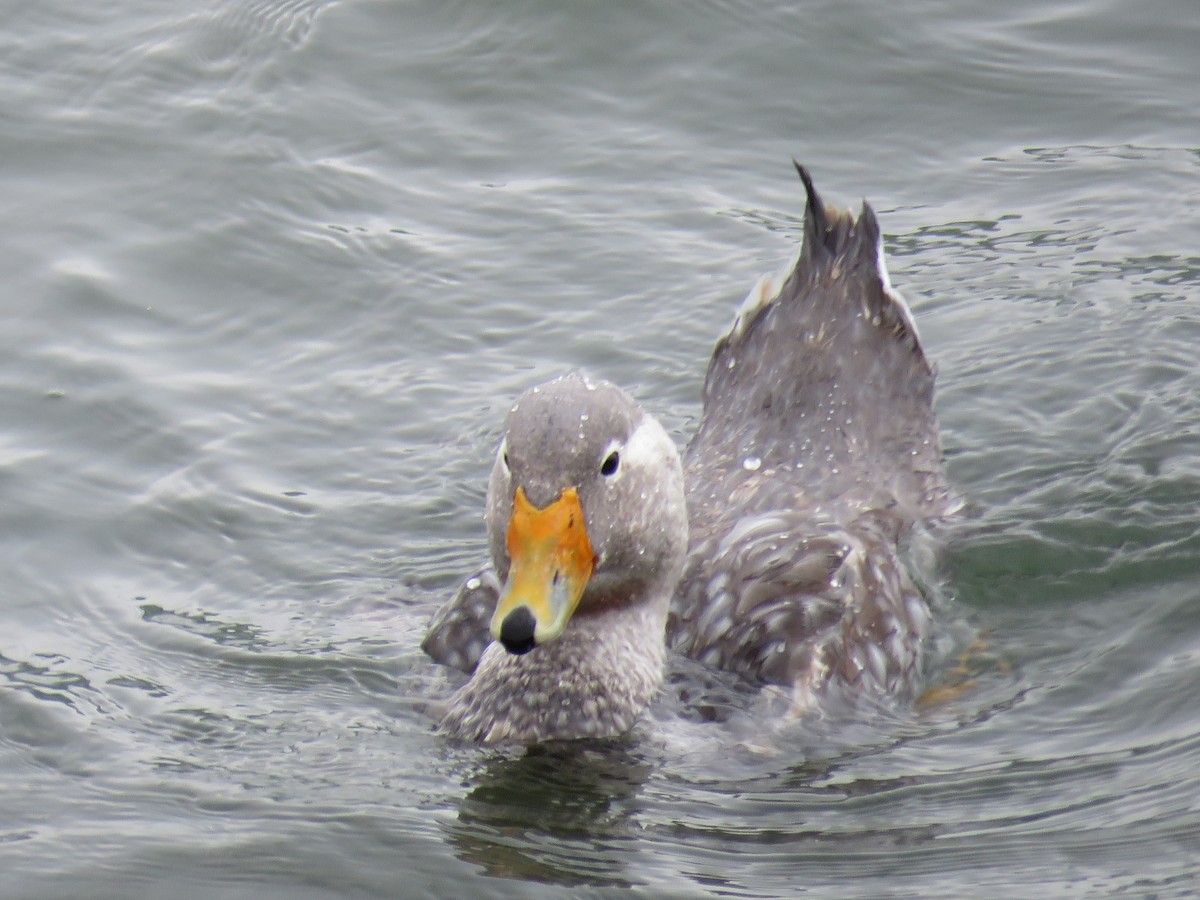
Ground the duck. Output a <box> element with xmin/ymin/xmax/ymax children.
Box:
<box><xmin>422</xmin><ymin>164</ymin><xmax>959</xmax><ymax>744</ymax></box>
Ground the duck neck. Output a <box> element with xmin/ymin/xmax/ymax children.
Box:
<box><xmin>440</xmin><ymin>592</ymin><xmax>669</xmax><ymax>744</ymax></box>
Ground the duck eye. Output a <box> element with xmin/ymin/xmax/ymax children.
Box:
<box><xmin>601</xmin><ymin>451</ymin><xmax>620</xmax><ymax>477</ymax></box>
<box><xmin>501</xmin><ymin>447</ymin><xmax>510</xmax><ymax>471</ymax></box>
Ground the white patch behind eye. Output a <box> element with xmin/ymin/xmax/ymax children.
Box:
<box><xmin>619</xmin><ymin>416</ymin><xmax>683</xmax><ymax>486</ymax></box>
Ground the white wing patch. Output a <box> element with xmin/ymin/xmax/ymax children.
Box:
<box><xmin>875</xmin><ymin>230</ymin><xmax>921</xmax><ymax>343</ymax></box>
<box><xmin>723</xmin><ymin>253</ymin><xmax>797</xmax><ymax>343</ymax></box>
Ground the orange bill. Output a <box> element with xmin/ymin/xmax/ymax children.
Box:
<box><xmin>490</xmin><ymin>486</ymin><xmax>596</xmax><ymax>654</ymax></box>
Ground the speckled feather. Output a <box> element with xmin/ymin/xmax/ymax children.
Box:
<box><xmin>437</xmin><ymin>602</ymin><xmax>667</xmax><ymax>744</ymax></box>
<box><xmin>421</xmin><ymin>566</ymin><xmax>498</xmax><ymax>675</ymax></box>
<box><xmin>422</xmin><ymin>165</ymin><xmax>957</xmax><ymax>736</ymax></box>
<box><xmin>669</xmin><ymin>164</ymin><xmax>958</xmax><ymax>701</ymax></box>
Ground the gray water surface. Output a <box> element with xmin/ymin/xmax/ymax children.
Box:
<box><xmin>2</xmin><ymin>1</ymin><xmax>1200</xmax><ymax>896</ymax></box>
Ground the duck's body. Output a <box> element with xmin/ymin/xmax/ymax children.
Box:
<box><xmin>423</xmin><ymin>165</ymin><xmax>958</xmax><ymax>744</ymax></box>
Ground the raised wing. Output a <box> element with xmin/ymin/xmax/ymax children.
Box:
<box><xmin>672</xmin><ymin>164</ymin><xmax>956</xmax><ymax>694</ymax></box>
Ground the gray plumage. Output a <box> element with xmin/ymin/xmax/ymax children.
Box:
<box><xmin>421</xmin><ymin>165</ymin><xmax>958</xmax><ymax>742</ymax></box>
<box><xmin>671</xmin><ymin>163</ymin><xmax>958</xmax><ymax>695</ymax></box>
<box><xmin>431</xmin><ymin>375</ymin><xmax>688</xmax><ymax>744</ymax></box>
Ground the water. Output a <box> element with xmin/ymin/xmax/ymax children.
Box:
<box><xmin>2</xmin><ymin>0</ymin><xmax>1199</xmax><ymax>895</ymax></box>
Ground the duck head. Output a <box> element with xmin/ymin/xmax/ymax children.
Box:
<box><xmin>484</xmin><ymin>372</ymin><xmax>688</xmax><ymax>655</ymax></box>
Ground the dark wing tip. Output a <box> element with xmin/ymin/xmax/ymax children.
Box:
<box><xmin>791</xmin><ymin>161</ymin><xmax>860</xmax><ymax>271</ymax></box>
<box><xmin>856</xmin><ymin>199</ymin><xmax>881</xmax><ymax>255</ymax></box>
<box><xmin>792</xmin><ymin>159</ymin><xmax>826</xmax><ymax>245</ymax></box>
<box><xmin>786</xmin><ymin>164</ymin><xmax>928</xmax><ymax>360</ymax></box>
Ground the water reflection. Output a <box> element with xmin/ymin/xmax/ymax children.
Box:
<box><xmin>140</xmin><ymin>602</ymin><xmax>270</xmax><ymax>651</ymax></box>
<box><xmin>0</xmin><ymin>650</ymin><xmax>103</xmax><ymax>715</ymax></box>
<box><xmin>444</xmin><ymin>738</ymin><xmax>651</xmax><ymax>888</ymax></box>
